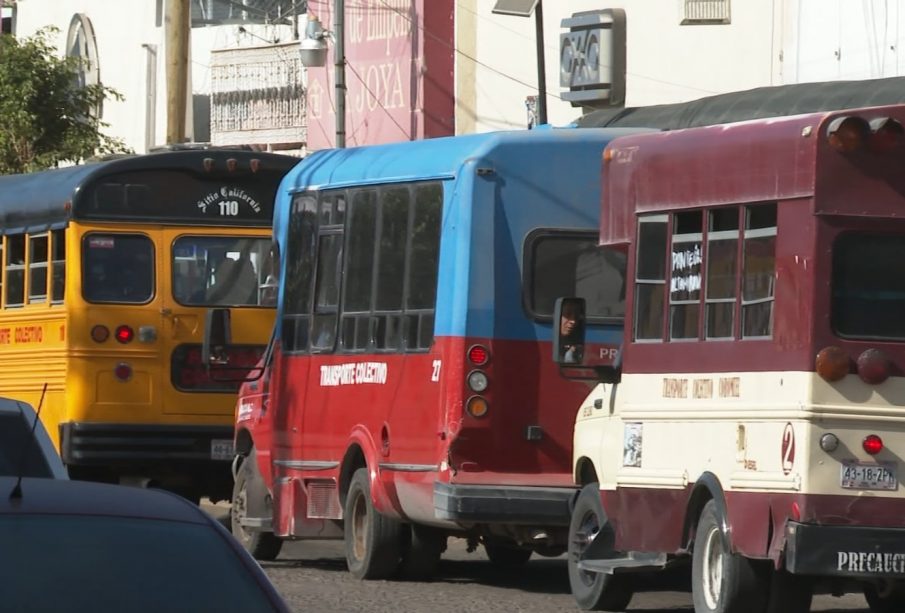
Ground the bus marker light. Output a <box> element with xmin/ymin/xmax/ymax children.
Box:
<box><xmin>138</xmin><ymin>326</ymin><xmax>157</xmax><ymax>343</ymax></box>
<box><xmin>827</xmin><ymin>115</ymin><xmax>870</xmax><ymax>153</ymax></box>
<box><xmin>863</xmin><ymin>435</ymin><xmax>884</xmax><ymax>455</ymax></box>
<box><xmin>820</xmin><ymin>433</ymin><xmax>839</xmax><ymax>452</ymax></box>
<box><xmin>466</xmin><ymin>396</ymin><xmax>489</xmax><ymax>418</ymax></box>
<box><xmin>203</xmin><ymin>157</ymin><xmax>214</xmax><ymax>172</ymax></box>
<box><xmin>227</xmin><ymin>158</ymin><xmax>238</xmax><ymax>172</ymax></box>
<box><xmin>869</xmin><ymin>117</ymin><xmax>904</xmax><ymax>153</ymax></box>
<box><xmin>468</xmin><ymin>344</ymin><xmax>489</xmax><ymax>366</ymax></box>
<box><xmin>115</xmin><ymin>325</ymin><xmax>135</xmax><ymax>344</ymax></box>
<box><xmin>791</xmin><ymin>501</ymin><xmax>801</xmax><ymax>522</ymax></box>
<box><xmin>815</xmin><ymin>346</ymin><xmax>850</xmax><ymax>382</ymax></box>
<box><xmin>90</xmin><ymin>325</ymin><xmax>110</xmax><ymax>343</ymax></box>
<box><xmin>857</xmin><ymin>349</ymin><xmax>891</xmax><ymax>384</ymax></box>
<box><xmin>114</xmin><ymin>363</ymin><xmax>133</xmax><ymax>382</ymax></box>
<box><xmin>250</xmin><ymin>158</ymin><xmax>261</xmax><ymax>173</ymax></box>
<box><xmin>467</xmin><ymin>370</ymin><xmax>489</xmax><ymax>393</ymax></box>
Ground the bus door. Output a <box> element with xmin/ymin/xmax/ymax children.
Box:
<box><xmin>161</xmin><ymin>229</ymin><xmax>273</xmax><ymax>416</ymax></box>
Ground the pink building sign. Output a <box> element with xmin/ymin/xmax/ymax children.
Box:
<box><xmin>305</xmin><ymin>0</ymin><xmax>454</xmax><ymax>150</ymax></box>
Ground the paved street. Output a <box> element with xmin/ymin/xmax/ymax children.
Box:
<box><xmin>205</xmin><ymin>503</ymin><xmax>870</xmax><ymax>613</ymax></box>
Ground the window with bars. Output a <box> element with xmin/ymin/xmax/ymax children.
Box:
<box><xmin>681</xmin><ymin>0</ymin><xmax>731</xmax><ymax>25</ymax></box>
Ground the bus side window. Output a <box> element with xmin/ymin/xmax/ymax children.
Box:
<box><xmin>741</xmin><ymin>203</ymin><xmax>777</xmax><ymax>338</ymax></box>
<box><xmin>404</xmin><ymin>183</ymin><xmax>442</xmax><ymax>351</ymax></box>
<box><xmin>634</xmin><ymin>216</ymin><xmax>668</xmax><ymax>341</ymax></box>
<box><xmin>51</xmin><ymin>230</ymin><xmax>65</xmax><ymax>303</ymax></box>
<box><xmin>28</xmin><ymin>233</ymin><xmax>49</xmax><ymax>304</ymax></box>
<box><xmin>5</xmin><ymin>235</ymin><xmax>25</xmax><ymax>308</ymax></box>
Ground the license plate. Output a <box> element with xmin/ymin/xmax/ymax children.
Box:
<box><xmin>211</xmin><ymin>439</ymin><xmax>235</xmax><ymax>461</ymax></box>
<box><xmin>841</xmin><ymin>461</ymin><xmax>897</xmax><ymax>491</ymax></box>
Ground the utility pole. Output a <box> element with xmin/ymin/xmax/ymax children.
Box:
<box><xmin>165</xmin><ymin>0</ymin><xmax>190</xmax><ymax>144</ymax></box>
<box><xmin>334</xmin><ymin>0</ymin><xmax>345</xmax><ymax>148</ymax></box>
<box><xmin>533</xmin><ymin>0</ymin><xmax>547</xmax><ymax>125</ymax></box>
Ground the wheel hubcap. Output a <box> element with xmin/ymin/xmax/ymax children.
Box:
<box><xmin>702</xmin><ymin>525</ymin><xmax>723</xmax><ymax>609</ymax></box>
<box><xmin>351</xmin><ymin>491</ymin><xmax>368</xmax><ymax>561</ymax></box>
<box><xmin>571</xmin><ymin>509</ymin><xmax>600</xmax><ymax>588</ymax></box>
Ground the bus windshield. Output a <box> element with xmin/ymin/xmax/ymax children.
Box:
<box><xmin>173</xmin><ymin>236</ymin><xmax>273</xmax><ymax>307</ymax></box>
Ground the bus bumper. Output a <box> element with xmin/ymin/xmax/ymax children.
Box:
<box><xmin>60</xmin><ymin>422</ymin><xmax>235</xmax><ymax>466</ymax></box>
<box><xmin>433</xmin><ymin>482</ymin><xmax>574</xmax><ymax>526</ymax></box>
<box><xmin>785</xmin><ymin>521</ymin><xmax>905</xmax><ymax>577</ymax></box>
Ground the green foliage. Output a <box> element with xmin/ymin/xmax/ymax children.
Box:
<box><xmin>0</xmin><ymin>27</ymin><xmax>131</xmax><ymax>174</ymax></box>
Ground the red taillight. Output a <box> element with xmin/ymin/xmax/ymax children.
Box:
<box><xmin>91</xmin><ymin>325</ymin><xmax>110</xmax><ymax>343</ymax></box>
<box><xmin>114</xmin><ymin>363</ymin><xmax>132</xmax><ymax>381</ymax></box>
<box><xmin>468</xmin><ymin>344</ymin><xmax>489</xmax><ymax>366</ymax></box>
<box><xmin>227</xmin><ymin>158</ymin><xmax>238</xmax><ymax>172</ymax></box>
<box><xmin>115</xmin><ymin>325</ymin><xmax>134</xmax><ymax>344</ymax></box>
<box><xmin>856</xmin><ymin>349</ymin><xmax>891</xmax><ymax>385</ymax></box>
<box><xmin>863</xmin><ymin>434</ymin><xmax>884</xmax><ymax>455</ymax></box>
<box><xmin>815</xmin><ymin>346</ymin><xmax>850</xmax><ymax>382</ymax></box>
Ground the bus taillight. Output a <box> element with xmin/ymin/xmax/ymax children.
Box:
<box><xmin>115</xmin><ymin>325</ymin><xmax>135</xmax><ymax>344</ymax></box>
<box><xmin>856</xmin><ymin>349</ymin><xmax>891</xmax><ymax>385</ymax></box>
<box><xmin>815</xmin><ymin>346</ymin><xmax>850</xmax><ymax>382</ymax></box>
<box><xmin>466</xmin><ymin>396</ymin><xmax>489</xmax><ymax>418</ymax></box>
<box><xmin>468</xmin><ymin>344</ymin><xmax>490</xmax><ymax>366</ymax></box>
<box><xmin>467</xmin><ymin>370</ymin><xmax>489</xmax><ymax>393</ymax></box>
<box><xmin>863</xmin><ymin>434</ymin><xmax>884</xmax><ymax>455</ymax></box>
<box><xmin>91</xmin><ymin>325</ymin><xmax>110</xmax><ymax>343</ymax></box>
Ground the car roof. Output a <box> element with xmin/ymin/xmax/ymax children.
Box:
<box><xmin>0</xmin><ymin>477</ymin><xmax>208</xmax><ymax>523</ymax></box>
<box><xmin>0</xmin><ymin>397</ymin><xmax>68</xmax><ymax>479</ymax></box>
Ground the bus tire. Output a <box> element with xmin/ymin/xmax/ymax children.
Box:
<box><xmin>691</xmin><ymin>500</ymin><xmax>765</xmax><ymax>613</ymax></box>
<box><xmin>864</xmin><ymin>582</ymin><xmax>905</xmax><ymax>612</ymax></box>
<box><xmin>398</xmin><ymin>524</ymin><xmax>446</xmax><ymax>580</ymax></box>
<box><xmin>231</xmin><ymin>450</ymin><xmax>283</xmax><ymax>561</ymax></box>
<box><xmin>568</xmin><ymin>483</ymin><xmax>633</xmax><ymax>611</ymax></box>
<box><xmin>484</xmin><ymin>537</ymin><xmax>533</xmax><ymax>567</ymax></box>
<box><xmin>344</xmin><ymin>467</ymin><xmax>403</xmax><ymax>580</ymax></box>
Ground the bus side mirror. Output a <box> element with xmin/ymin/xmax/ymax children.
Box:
<box><xmin>553</xmin><ymin>297</ymin><xmax>586</xmax><ymax>365</ymax></box>
<box><xmin>202</xmin><ymin>308</ymin><xmax>232</xmax><ymax>365</ymax></box>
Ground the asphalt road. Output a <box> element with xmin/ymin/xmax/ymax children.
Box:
<box><xmin>204</xmin><ymin>502</ymin><xmax>872</xmax><ymax>613</ymax></box>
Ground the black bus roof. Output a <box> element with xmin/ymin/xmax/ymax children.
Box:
<box><xmin>0</xmin><ymin>150</ymin><xmax>298</xmax><ymax>235</ymax></box>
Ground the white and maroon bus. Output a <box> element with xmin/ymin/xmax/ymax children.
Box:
<box><xmin>556</xmin><ymin>106</ymin><xmax>905</xmax><ymax>612</ymax></box>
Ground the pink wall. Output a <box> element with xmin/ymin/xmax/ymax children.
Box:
<box><xmin>305</xmin><ymin>0</ymin><xmax>454</xmax><ymax>150</ymax></box>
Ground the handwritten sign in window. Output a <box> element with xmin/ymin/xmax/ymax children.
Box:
<box><xmin>670</xmin><ymin>242</ymin><xmax>702</xmax><ymax>300</ymax></box>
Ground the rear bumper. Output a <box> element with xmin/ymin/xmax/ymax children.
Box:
<box><xmin>60</xmin><ymin>422</ymin><xmax>234</xmax><ymax>467</ymax></box>
<box><xmin>785</xmin><ymin>521</ymin><xmax>905</xmax><ymax>578</ymax></box>
<box><xmin>433</xmin><ymin>481</ymin><xmax>574</xmax><ymax>526</ymax></box>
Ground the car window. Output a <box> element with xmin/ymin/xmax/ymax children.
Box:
<box><xmin>1</xmin><ymin>515</ymin><xmax>280</xmax><ymax>612</ymax></box>
<box><xmin>0</xmin><ymin>414</ymin><xmax>53</xmax><ymax>477</ymax></box>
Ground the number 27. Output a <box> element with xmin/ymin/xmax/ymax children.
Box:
<box><xmin>431</xmin><ymin>360</ymin><xmax>441</xmax><ymax>382</ymax></box>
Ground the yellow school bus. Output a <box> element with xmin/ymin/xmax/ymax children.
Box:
<box><xmin>0</xmin><ymin>150</ymin><xmax>296</xmax><ymax>501</ymax></box>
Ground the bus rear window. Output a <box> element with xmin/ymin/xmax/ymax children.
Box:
<box><xmin>82</xmin><ymin>234</ymin><xmax>154</xmax><ymax>304</ymax></box>
<box><xmin>172</xmin><ymin>236</ymin><xmax>272</xmax><ymax>307</ymax></box>
<box><xmin>832</xmin><ymin>233</ymin><xmax>905</xmax><ymax>339</ymax></box>
<box><xmin>526</xmin><ymin>231</ymin><xmax>626</xmax><ymax>321</ymax></box>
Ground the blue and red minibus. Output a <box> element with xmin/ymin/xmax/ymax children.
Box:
<box><xmin>216</xmin><ymin>127</ymin><xmax>640</xmax><ymax>576</ymax></box>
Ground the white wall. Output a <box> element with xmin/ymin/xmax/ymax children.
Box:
<box><xmin>462</xmin><ymin>0</ymin><xmax>778</xmax><ymax>133</ymax></box>
<box><xmin>15</xmin><ymin>0</ymin><xmax>165</xmax><ymax>152</ymax></box>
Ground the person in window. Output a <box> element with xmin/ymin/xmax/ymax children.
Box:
<box><xmin>560</xmin><ymin>302</ymin><xmax>584</xmax><ymax>364</ymax></box>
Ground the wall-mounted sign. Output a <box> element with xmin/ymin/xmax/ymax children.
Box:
<box><xmin>559</xmin><ymin>9</ymin><xmax>626</xmax><ymax>108</ymax></box>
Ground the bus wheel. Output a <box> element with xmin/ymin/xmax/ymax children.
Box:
<box><xmin>231</xmin><ymin>450</ymin><xmax>283</xmax><ymax>561</ymax></box>
<box><xmin>344</xmin><ymin>467</ymin><xmax>403</xmax><ymax>580</ymax></box>
<box><xmin>865</xmin><ymin>582</ymin><xmax>905</xmax><ymax>612</ymax></box>
<box><xmin>484</xmin><ymin>537</ymin><xmax>533</xmax><ymax>567</ymax></box>
<box><xmin>398</xmin><ymin>524</ymin><xmax>446</xmax><ymax>580</ymax></box>
<box><xmin>568</xmin><ymin>483</ymin><xmax>633</xmax><ymax>611</ymax></box>
<box><xmin>691</xmin><ymin>500</ymin><xmax>765</xmax><ymax>613</ymax></box>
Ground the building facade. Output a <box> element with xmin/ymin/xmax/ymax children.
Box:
<box><xmin>8</xmin><ymin>0</ymin><xmax>905</xmax><ymax>153</ymax></box>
